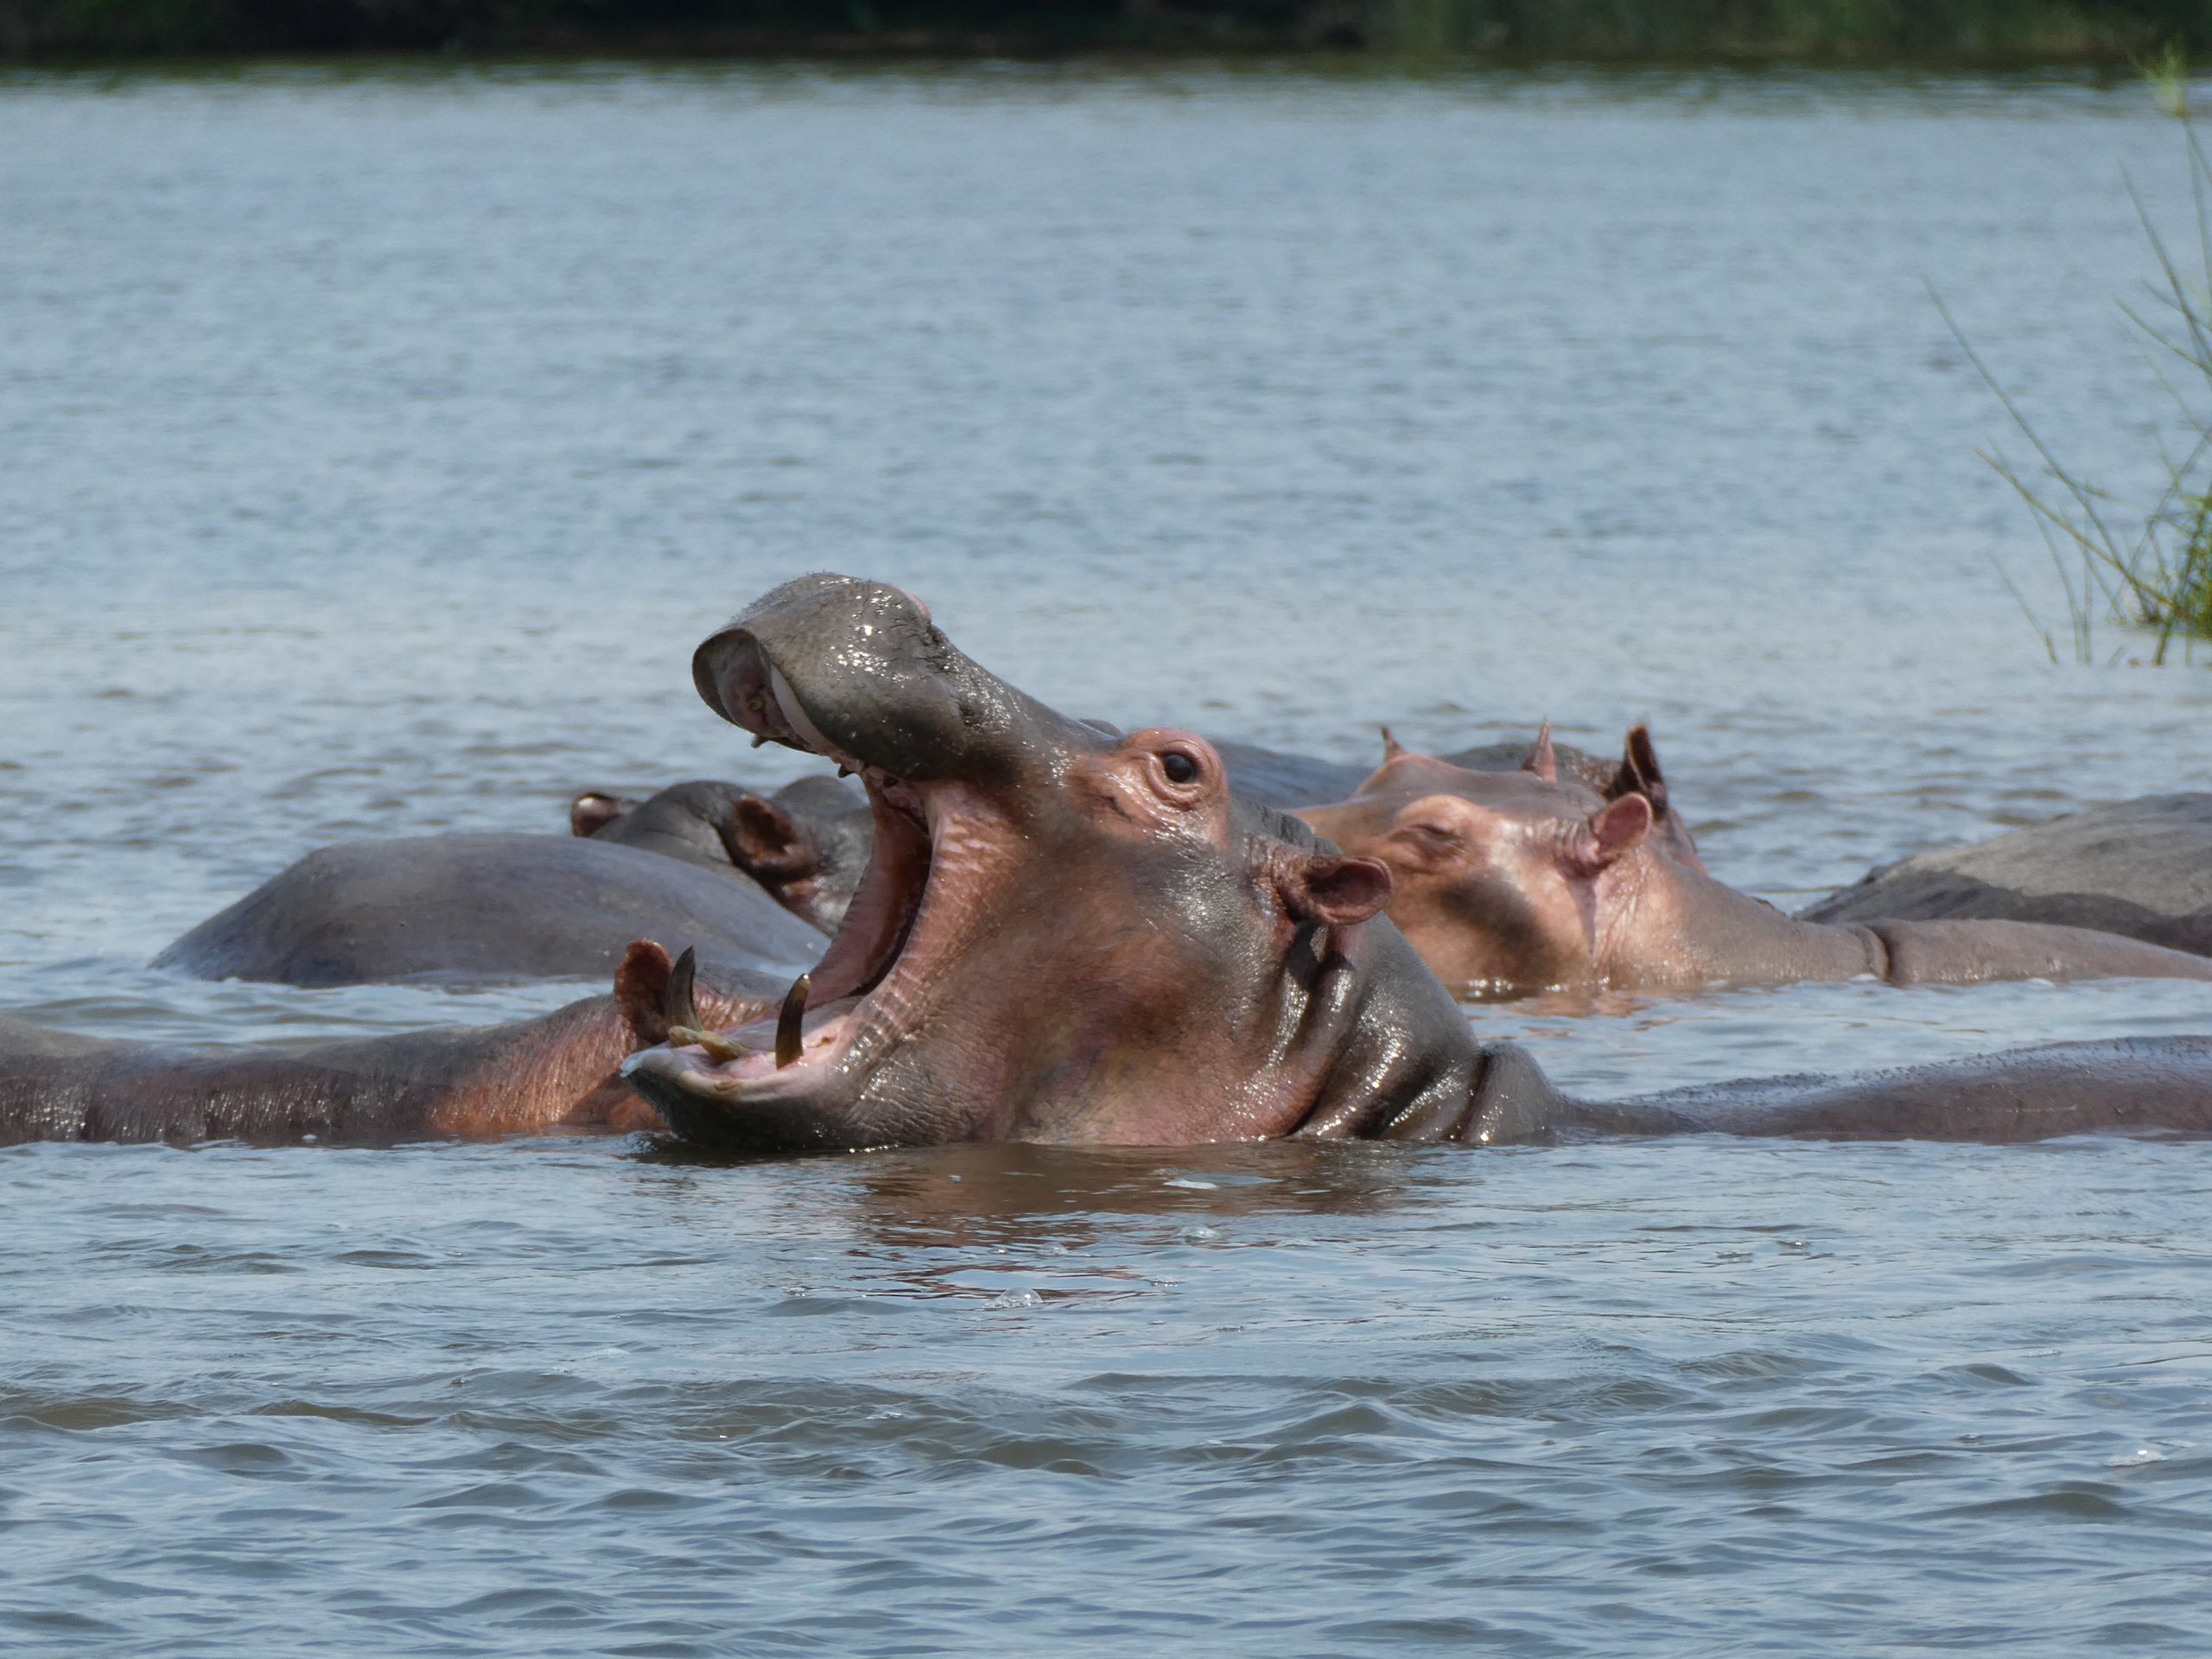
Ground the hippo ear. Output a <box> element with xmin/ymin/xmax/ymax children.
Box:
<box><xmin>1574</xmin><ymin>793</ymin><xmax>1653</xmax><ymax>874</ymax></box>
<box><xmin>1608</xmin><ymin>724</ymin><xmax>1669</xmax><ymax>815</ymax></box>
<box><xmin>614</xmin><ymin>939</ymin><xmax>677</xmax><ymax>1046</ymax></box>
<box><xmin>1281</xmin><ymin>853</ymin><xmax>1395</xmax><ymax>927</ymax></box>
<box><xmin>570</xmin><ymin>790</ymin><xmax>636</xmax><ymax>838</ymax></box>
<box><xmin>1379</xmin><ymin>725</ymin><xmax>1407</xmax><ymax>763</ymax></box>
<box><xmin>1522</xmin><ymin>721</ymin><xmax>1559</xmax><ymax>783</ymax></box>
<box><xmin>723</xmin><ymin>796</ymin><xmax>820</xmax><ymax>880</ymax></box>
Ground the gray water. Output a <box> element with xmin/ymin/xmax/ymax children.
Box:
<box><xmin>3</xmin><ymin>66</ymin><xmax>2211</xmax><ymax>1654</ymax></box>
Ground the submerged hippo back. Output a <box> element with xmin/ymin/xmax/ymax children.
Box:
<box><xmin>154</xmin><ymin>833</ymin><xmax>822</xmax><ymax>988</ymax></box>
<box><xmin>1802</xmin><ymin>794</ymin><xmax>2212</xmax><ymax>957</ymax></box>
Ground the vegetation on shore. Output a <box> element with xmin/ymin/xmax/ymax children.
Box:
<box><xmin>1</xmin><ymin>0</ymin><xmax>2209</xmax><ymax>61</ymax></box>
<box><xmin>1956</xmin><ymin>55</ymin><xmax>2212</xmax><ymax>664</ymax></box>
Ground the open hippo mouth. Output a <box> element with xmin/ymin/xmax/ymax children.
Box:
<box><xmin>620</xmin><ymin>575</ymin><xmax>1080</xmax><ymax>1151</ymax></box>
<box><xmin>623</xmin><ymin>573</ymin><xmax>1428</xmax><ymax>1154</ymax></box>
<box><xmin>638</xmin><ymin>696</ymin><xmax>936</xmax><ymax>1103</ymax></box>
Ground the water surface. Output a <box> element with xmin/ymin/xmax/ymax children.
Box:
<box><xmin>3</xmin><ymin>66</ymin><xmax>2210</xmax><ymax>1654</ymax></box>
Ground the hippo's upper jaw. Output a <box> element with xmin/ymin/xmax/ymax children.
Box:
<box><xmin>622</xmin><ymin>575</ymin><xmax>1444</xmax><ymax>1155</ymax></box>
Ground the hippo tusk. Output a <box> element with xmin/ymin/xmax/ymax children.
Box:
<box><xmin>664</xmin><ymin>946</ymin><xmax>701</xmax><ymax>1030</ymax></box>
<box><xmin>662</xmin><ymin>946</ymin><xmax>748</xmax><ymax>1062</ymax></box>
<box><xmin>776</xmin><ymin>971</ymin><xmax>811</xmax><ymax>1068</ymax></box>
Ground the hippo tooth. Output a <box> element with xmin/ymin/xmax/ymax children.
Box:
<box><xmin>664</xmin><ymin>946</ymin><xmax>701</xmax><ymax>1031</ymax></box>
<box><xmin>776</xmin><ymin>971</ymin><xmax>811</xmax><ymax>1069</ymax></box>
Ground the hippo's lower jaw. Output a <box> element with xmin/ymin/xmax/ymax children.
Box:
<box><xmin>621</xmin><ymin>676</ymin><xmax>988</xmax><ymax>1153</ymax></box>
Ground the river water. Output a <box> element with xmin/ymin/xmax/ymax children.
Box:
<box><xmin>3</xmin><ymin>65</ymin><xmax>2211</xmax><ymax>1654</ymax></box>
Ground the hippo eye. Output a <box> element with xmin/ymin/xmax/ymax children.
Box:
<box><xmin>1160</xmin><ymin>751</ymin><xmax>1198</xmax><ymax>785</ymax></box>
<box><xmin>1395</xmin><ymin>822</ymin><xmax>1465</xmax><ymax>861</ymax></box>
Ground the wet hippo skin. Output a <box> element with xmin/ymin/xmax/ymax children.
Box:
<box><xmin>1299</xmin><ymin>747</ymin><xmax>2212</xmax><ymax>996</ymax></box>
<box><xmin>10</xmin><ymin>577</ymin><xmax>2209</xmax><ymax>1152</ymax></box>
<box><xmin>614</xmin><ymin>575</ymin><xmax>2212</xmax><ymax>1152</ymax></box>
<box><xmin>711</xmin><ymin>725</ymin><xmax>1702</xmax><ymax>934</ymax></box>
<box><xmin>0</xmin><ymin>942</ymin><xmax>765</xmax><ymax>1147</ymax></box>
<box><xmin>1801</xmin><ymin>794</ymin><xmax>2212</xmax><ymax>958</ymax></box>
<box><xmin>153</xmin><ymin>833</ymin><xmax>824</xmax><ymax>988</ymax></box>
<box><xmin>572</xmin><ymin>775</ymin><xmax>874</xmax><ymax>931</ymax></box>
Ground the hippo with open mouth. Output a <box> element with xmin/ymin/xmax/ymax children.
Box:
<box><xmin>617</xmin><ymin>575</ymin><xmax>2212</xmax><ymax>1153</ymax></box>
<box><xmin>617</xmin><ymin>574</ymin><xmax>1459</xmax><ymax>1151</ymax></box>
<box><xmin>5</xmin><ymin>575</ymin><xmax>2211</xmax><ymax>1150</ymax></box>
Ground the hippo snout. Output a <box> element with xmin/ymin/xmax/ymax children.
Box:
<box><xmin>691</xmin><ymin>572</ymin><xmax>1095</xmax><ymax>785</ymax></box>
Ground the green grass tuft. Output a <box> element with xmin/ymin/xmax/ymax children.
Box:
<box><xmin>1948</xmin><ymin>62</ymin><xmax>2212</xmax><ymax>665</ymax></box>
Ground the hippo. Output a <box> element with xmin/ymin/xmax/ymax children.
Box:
<box><xmin>0</xmin><ymin>941</ymin><xmax>760</xmax><ymax>1147</ymax></box>
<box><xmin>647</xmin><ymin>727</ymin><xmax>1700</xmax><ymax>941</ymax></box>
<box><xmin>153</xmin><ymin>832</ymin><xmax>826</xmax><ymax>988</ymax></box>
<box><xmin>1211</xmin><ymin>726</ymin><xmax>1703</xmax><ymax>870</ymax></box>
<box><xmin>609</xmin><ymin>573</ymin><xmax>2212</xmax><ymax>1152</ymax></box>
<box><xmin>10</xmin><ymin>576</ymin><xmax>2209</xmax><ymax>1153</ymax></box>
<box><xmin>1294</xmin><ymin>743</ymin><xmax>2212</xmax><ymax>997</ymax></box>
<box><xmin>571</xmin><ymin>775</ymin><xmax>874</xmax><ymax>931</ymax></box>
<box><xmin>1801</xmin><ymin>793</ymin><xmax>2212</xmax><ymax>958</ymax></box>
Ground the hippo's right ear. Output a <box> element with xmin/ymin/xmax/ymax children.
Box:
<box><xmin>571</xmin><ymin>790</ymin><xmax>636</xmax><ymax>838</ymax></box>
<box><xmin>1280</xmin><ymin>853</ymin><xmax>1394</xmax><ymax>927</ymax></box>
<box><xmin>723</xmin><ymin>796</ymin><xmax>821</xmax><ymax>880</ymax></box>
<box><xmin>1608</xmin><ymin>725</ymin><xmax>1667</xmax><ymax>813</ymax></box>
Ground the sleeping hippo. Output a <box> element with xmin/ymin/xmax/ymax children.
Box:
<box><xmin>153</xmin><ymin>832</ymin><xmax>826</xmax><ymax>988</ymax></box>
<box><xmin>570</xmin><ymin>775</ymin><xmax>874</xmax><ymax>931</ymax></box>
<box><xmin>13</xmin><ymin>575</ymin><xmax>2212</xmax><ymax>1150</ymax></box>
<box><xmin>1801</xmin><ymin>793</ymin><xmax>2212</xmax><ymax>958</ymax></box>
<box><xmin>1294</xmin><ymin>742</ymin><xmax>2212</xmax><ymax>997</ymax></box>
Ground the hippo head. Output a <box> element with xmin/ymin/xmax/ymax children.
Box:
<box><xmin>1295</xmin><ymin>733</ymin><xmax>1670</xmax><ymax>996</ymax></box>
<box><xmin>571</xmin><ymin>775</ymin><xmax>871</xmax><ymax>930</ymax></box>
<box><xmin>620</xmin><ymin>575</ymin><xmax>1479</xmax><ymax>1152</ymax></box>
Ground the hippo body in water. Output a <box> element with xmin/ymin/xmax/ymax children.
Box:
<box><xmin>11</xmin><ymin>576</ymin><xmax>2209</xmax><ymax>1152</ymax></box>
<box><xmin>690</xmin><ymin>728</ymin><xmax>1702</xmax><ymax>938</ymax></box>
<box><xmin>1215</xmin><ymin>728</ymin><xmax>1700</xmax><ymax>869</ymax></box>
<box><xmin>0</xmin><ymin>943</ymin><xmax>763</xmax><ymax>1147</ymax></box>
<box><xmin>611</xmin><ymin>575</ymin><xmax>2212</xmax><ymax>1151</ymax></box>
<box><xmin>1295</xmin><ymin>747</ymin><xmax>2212</xmax><ymax>997</ymax></box>
<box><xmin>154</xmin><ymin>833</ymin><xmax>824</xmax><ymax>988</ymax></box>
<box><xmin>1801</xmin><ymin>794</ymin><xmax>2212</xmax><ymax>959</ymax></box>
<box><xmin>571</xmin><ymin>776</ymin><xmax>874</xmax><ymax>931</ymax></box>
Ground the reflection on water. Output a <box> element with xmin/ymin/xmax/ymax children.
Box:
<box><xmin>3</xmin><ymin>65</ymin><xmax>2212</xmax><ymax>1655</ymax></box>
